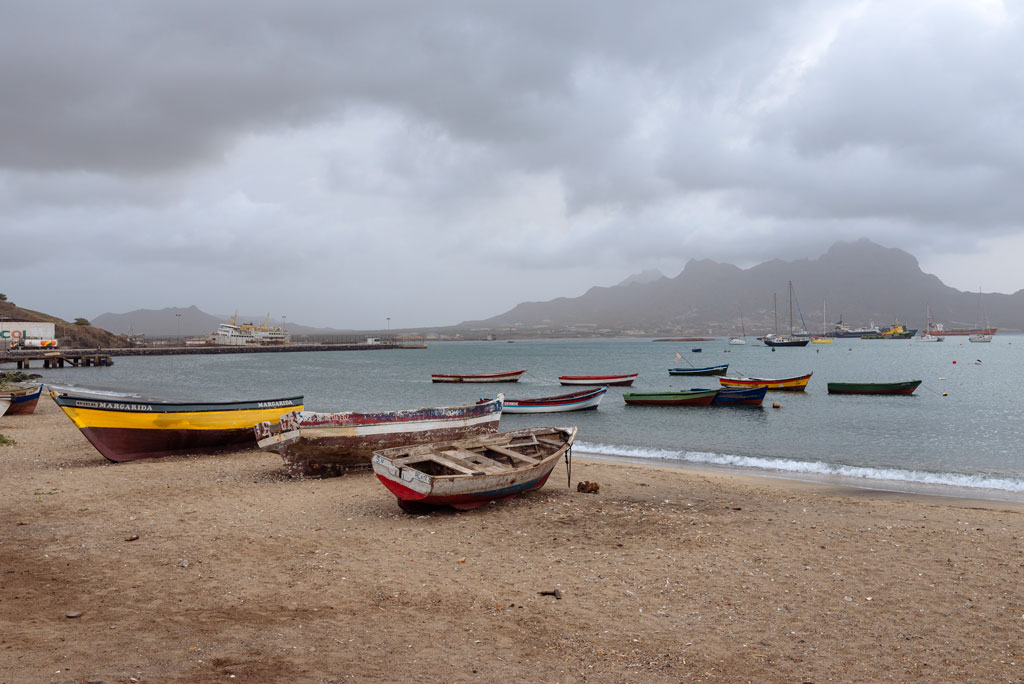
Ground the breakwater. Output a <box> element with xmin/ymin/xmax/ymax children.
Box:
<box><xmin>0</xmin><ymin>342</ymin><xmax>425</xmax><ymax>368</ymax></box>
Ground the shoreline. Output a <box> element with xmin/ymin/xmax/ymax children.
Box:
<box><xmin>3</xmin><ymin>399</ymin><xmax>1023</xmax><ymax>682</ymax></box>
<box><xmin>575</xmin><ymin>449</ymin><xmax>1024</xmax><ymax>506</ymax></box>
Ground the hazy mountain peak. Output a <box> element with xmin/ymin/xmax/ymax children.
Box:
<box><xmin>617</xmin><ymin>269</ymin><xmax>666</xmax><ymax>287</ymax></box>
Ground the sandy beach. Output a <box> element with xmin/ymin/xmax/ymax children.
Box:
<box><xmin>2</xmin><ymin>398</ymin><xmax>1022</xmax><ymax>684</ymax></box>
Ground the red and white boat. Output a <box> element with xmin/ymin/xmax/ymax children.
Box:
<box><xmin>431</xmin><ymin>370</ymin><xmax>526</xmax><ymax>383</ymax></box>
<box><xmin>255</xmin><ymin>395</ymin><xmax>504</xmax><ymax>476</ymax></box>
<box><xmin>490</xmin><ymin>387</ymin><xmax>606</xmax><ymax>414</ymax></box>
<box><xmin>372</xmin><ymin>426</ymin><xmax>577</xmax><ymax>512</ymax></box>
<box><xmin>558</xmin><ymin>373</ymin><xmax>638</xmax><ymax>387</ymax></box>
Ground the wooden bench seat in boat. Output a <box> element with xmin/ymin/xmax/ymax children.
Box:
<box><xmin>484</xmin><ymin>444</ymin><xmax>540</xmax><ymax>465</ymax></box>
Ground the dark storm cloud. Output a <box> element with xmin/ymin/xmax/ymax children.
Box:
<box><xmin>1</xmin><ymin>0</ymin><xmax>1022</xmax><ymax>327</ymax></box>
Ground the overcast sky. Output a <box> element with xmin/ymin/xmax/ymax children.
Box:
<box><xmin>2</xmin><ymin>1</ymin><xmax>1022</xmax><ymax>329</ymax></box>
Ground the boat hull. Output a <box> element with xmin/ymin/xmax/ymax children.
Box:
<box><xmin>927</xmin><ymin>327</ymin><xmax>997</xmax><ymax>336</ymax></box>
<box><xmin>710</xmin><ymin>386</ymin><xmax>768</xmax><ymax>406</ymax></box>
<box><xmin>372</xmin><ymin>426</ymin><xmax>576</xmax><ymax>511</ymax></box>
<box><xmin>500</xmin><ymin>387</ymin><xmax>606</xmax><ymax>414</ymax></box>
<box><xmin>719</xmin><ymin>373</ymin><xmax>812</xmax><ymax>391</ymax></box>
<box><xmin>763</xmin><ymin>338</ymin><xmax>809</xmax><ymax>347</ymax></box>
<box><xmin>255</xmin><ymin>396</ymin><xmax>504</xmax><ymax>477</ymax></box>
<box><xmin>1</xmin><ymin>384</ymin><xmax>43</xmax><ymax>415</ymax></box>
<box><xmin>558</xmin><ymin>374</ymin><xmax>637</xmax><ymax>386</ymax></box>
<box><xmin>827</xmin><ymin>381</ymin><xmax>922</xmax><ymax>395</ymax></box>
<box><xmin>51</xmin><ymin>392</ymin><xmax>304</xmax><ymax>462</ymax></box>
<box><xmin>0</xmin><ymin>398</ymin><xmax>9</xmax><ymax>417</ymax></box>
<box><xmin>431</xmin><ymin>370</ymin><xmax>525</xmax><ymax>383</ymax></box>
<box><xmin>668</xmin><ymin>365</ymin><xmax>727</xmax><ymax>376</ymax></box>
<box><xmin>622</xmin><ymin>389</ymin><xmax>718</xmax><ymax>406</ymax></box>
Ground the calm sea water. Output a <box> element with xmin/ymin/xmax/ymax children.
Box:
<box><xmin>37</xmin><ymin>337</ymin><xmax>1024</xmax><ymax>500</ymax></box>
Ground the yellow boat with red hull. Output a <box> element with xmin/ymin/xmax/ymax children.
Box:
<box><xmin>51</xmin><ymin>391</ymin><xmax>303</xmax><ymax>462</ymax></box>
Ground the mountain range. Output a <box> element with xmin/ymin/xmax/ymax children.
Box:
<box><xmin>90</xmin><ymin>240</ymin><xmax>1021</xmax><ymax>337</ymax></box>
<box><xmin>92</xmin><ymin>306</ymin><xmax>350</xmax><ymax>338</ymax></box>
<box><xmin>461</xmin><ymin>239</ymin><xmax>1022</xmax><ymax>334</ymax></box>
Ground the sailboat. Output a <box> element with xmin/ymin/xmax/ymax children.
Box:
<box><xmin>917</xmin><ymin>308</ymin><xmax>944</xmax><ymax>342</ymax></box>
<box><xmin>729</xmin><ymin>308</ymin><xmax>747</xmax><ymax>345</ymax></box>
<box><xmin>969</xmin><ymin>290</ymin><xmax>993</xmax><ymax>343</ymax></box>
<box><xmin>811</xmin><ymin>297</ymin><xmax>834</xmax><ymax>343</ymax></box>
<box><xmin>764</xmin><ymin>282</ymin><xmax>810</xmax><ymax>347</ymax></box>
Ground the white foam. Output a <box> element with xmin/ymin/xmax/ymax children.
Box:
<box><xmin>576</xmin><ymin>441</ymin><xmax>1024</xmax><ymax>494</ymax></box>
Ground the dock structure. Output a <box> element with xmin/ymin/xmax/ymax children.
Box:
<box><xmin>1</xmin><ymin>351</ymin><xmax>114</xmax><ymax>369</ymax></box>
<box><xmin>0</xmin><ymin>341</ymin><xmax>424</xmax><ymax>369</ymax></box>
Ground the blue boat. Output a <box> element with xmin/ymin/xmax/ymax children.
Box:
<box><xmin>668</xmin><ymin>364</ymin><xmax>728</xmax><ymax>376</ymax></box>
<box><xmin>692</xmin><ymin>386</ymin><xmax>767</xmax><ymax>406</ymax></box>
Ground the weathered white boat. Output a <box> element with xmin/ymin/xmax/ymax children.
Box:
<box><xmin>255</xmin><ymin>395</ymin><xmax>504</xmax><ymax>477</ymax></box>
<box><xmin>372</xmin><ymin>426</ymin><xmax>577</xmax><ymax>512</ymax></box>
<box><xmin>494</xmin><ymin>387</ymin><xmax>606</xmax><ymax>414</ymax></box>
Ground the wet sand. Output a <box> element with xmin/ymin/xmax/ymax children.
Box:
<box><xmin>2</xmin><ymin>399</ymin><xmax>1022</xmax><ymax>683</ymax></box>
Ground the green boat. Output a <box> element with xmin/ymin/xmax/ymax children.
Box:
<box><xmin>826</xmin><ymin>380</ymin><xmax>922</xmax><ymax>395</ymax></box>
<box><xmin>622</xmin><ymin>389</ymin><xmax>719</xmax><ymax>406</ymax></box>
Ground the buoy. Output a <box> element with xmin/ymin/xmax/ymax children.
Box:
<box><xmin>942</xmin><ymin>392</ymin><xmax>948</xmax><ymax>396</ymax></box>
<box><xmin>952</xmin><ymin>360</ymin><xmax>957</xmax><ymax>364</ymax></box>
<box><xmin>772</xmin><ymin>401</ymin><xmax>782</xmax><ymax>409</ymax></box>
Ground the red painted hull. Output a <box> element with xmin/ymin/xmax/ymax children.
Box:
<box><xmin>78</xmin><ymin>426</ymin><xmax>260</xmax><ymax>462</ymax></box>
<box><xmin>375</xmin><ymin>469</ymin><xmax>554</xmax><ymax>511</ymax></box>
<box><xmin>2</xmin><ymin>385</ymin><xmax>43</xmax><ymax>415</ymax></box>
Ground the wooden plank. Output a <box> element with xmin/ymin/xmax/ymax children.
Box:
<box><xmin>427</xmin><ymin>454</ymin><xmax>482</xmax><ymax>475</ymax></box>
<box><xmin>442</xmin><ymin>449</ymin><xmax>509</xmax><ymax>473</ymax></box>
<box><xmin>485</xmin><ymin>444</ymin><xmax>540</xmax><ymax>465</ymax></box>
<box><xmin>534</xmin><ymin>436</ymin><xmax>563</xmax><ymax>449</ymax></box>
<box><xmin>390</xmin><ymin>452</ymin><xmax>481</xmax><ymax>475</ymax></box>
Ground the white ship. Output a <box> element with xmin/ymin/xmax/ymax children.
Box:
<box><xmin>213</xmin><ymin>314</ymin><xmax>290</xmax><ymax>346</ymax></box>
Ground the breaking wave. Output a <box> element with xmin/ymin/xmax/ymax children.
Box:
<box><xmin>576</xmin><ymin>441</ymin><xmax>1024</xmax><ymax>494</ymax></box>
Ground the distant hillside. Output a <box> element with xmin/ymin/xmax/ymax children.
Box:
<box><xmin>463</xmin><ymin>239</ymin><xmax>1024</xmax><ymax>334</ymax></box>
<box><xmin>93</xmin><ymin>306</ymin><xmax>351</xmax><ymax>337</ymax></box>
<box><xmin>0</xmin><ymin>300</ymin><xmax>128</xmax><ymax>348</ymax></box>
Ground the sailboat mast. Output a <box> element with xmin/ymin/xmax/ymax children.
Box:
<box><xmin>774</xmin><ymin>292</ymin><xmax>778</xmax><ymax>335</ymax></box>
<box><xmin>788</xmin><ymin>281</ymin><xmax>794</xmax><ymax>336</ymax></box>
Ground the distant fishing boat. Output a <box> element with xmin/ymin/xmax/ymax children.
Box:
<box><xmin>431</xmin><ymin>370</ymin><xmax>526</xmax><ymax>383</ymax></box>
<box><xmin>831</xmin><ymin>319</ymin><xmax>882</xmax><ymax>338</ymax></box>
<box><xmin>827</xmin><ymin>380</ymin><xmax>922</xmax><ymax>395</ymax></box>
<box><xmin>668</xmin><ymin>364</ymin><xmax>728</xmax><ymax>376</ymax></box>
<box><xmin>861</xmin><ymin>321</ymin><xmax>916</xmax><ymax>339</ymax></box>
<box><xmin>719</xmin><ymin>372</ymin><xmax>812</xmax><ymax>391</ymax></box>
<box><xmin>372</xmin><ymin>426</ymin><xmax>577</xmax><ymax>512</ymax></box>
<box><xmin>696</xmin><ymin>386</ymin><xmax>768</xmax><ymax>406</ymax></box>
<box><xmin>51</xmin><ymin>391</ymin><xmax>304</xmax><ymax>462</ymax></box>
<box><xmin>916</xmin><ymin>333</ymin><xmax>944</xmax><ymax>342</ymax></box>
<box><xmin>492</xmin><ymin>387</ymin><xmax>606</xmax><ymax>414</ymax></box>
<box><xmin>622</xmin><ymin>389</ymin><xmax>719</xmax><ymax>406</ymax></box>
<box><xmin>558</xmin><ymin>373</ymin><xmax>637</xmax><ymax>387</ymax></box>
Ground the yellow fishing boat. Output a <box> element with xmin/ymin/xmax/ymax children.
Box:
<box><xmin>51</xmin><ymin>391</ymin><xmax>303</xmax><ymax>462</ymax></box>
<box><xmin>718</xmin><ymin>372</ymin><xmax>812</xmax><ymax>391</ymax></box>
